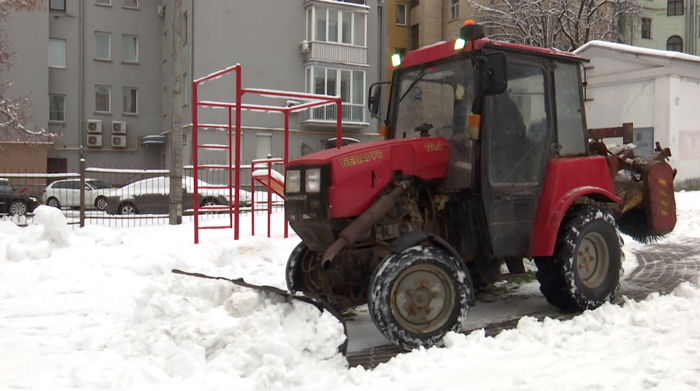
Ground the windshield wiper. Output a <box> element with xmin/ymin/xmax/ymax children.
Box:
<box><xmin>399</xmin><ymin>67</ymin><xmax>428</xmax><ymax>102</ymax></box>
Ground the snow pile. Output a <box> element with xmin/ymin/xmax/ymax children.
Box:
<box><xmin>5</xmin><ymin>206</ymin><xmax>70</xmax><ymax>261</ymax></box>
<box><xmin>0</xmin><ymin>215</ymin><xmax>349</xmax><ymax>390</ymax></box>
<box><xmin>60</xmin><ymin>276</ymin><xmax>347</xmax><ymax>390</ymax></box>
<box><xmin>349</xmin><ymin>276</ymin><xmax>700</xmax><ymax>390</ymax></box>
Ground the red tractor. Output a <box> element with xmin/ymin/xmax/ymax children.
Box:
<box><xmin>283</xmin><ymin>23</ymin><xmax>677</xmax><ymax>351</ymax></box>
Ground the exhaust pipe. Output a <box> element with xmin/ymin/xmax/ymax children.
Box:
<box><xmin>321</xmin><ymin>180</ymin><xmax>411</xmax><ymax>270</ymax></box>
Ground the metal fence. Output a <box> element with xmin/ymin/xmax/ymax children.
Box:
<box><xmin>0</xmin><ymin>160</ymin><xmax>285</xmax><ymax>228</ymax></box>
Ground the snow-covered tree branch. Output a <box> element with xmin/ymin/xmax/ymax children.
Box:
<box><xmin>0</xmin><ymin>0</ymin><xmax>58</xmax><ymax>143</ymax></box>
<box><xmin>466</xmin><ymin>0</ymin><xmax>646</xmax><ymax>52</ymax></box>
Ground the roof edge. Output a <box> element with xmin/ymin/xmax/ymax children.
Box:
<box><xmin>575</xmin><ymin>40</ymin><xmax>700</xmax><ymax>65</ymax></box>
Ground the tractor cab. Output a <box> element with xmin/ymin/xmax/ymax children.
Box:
<box><xmin>369</xmin><ymin>21</ymin><xmax>601</xmax><ymax>260</ymax></box>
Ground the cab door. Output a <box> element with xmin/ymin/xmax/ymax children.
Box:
<box><xmin>481</xmin><ymin>56</ymin><xmax>553</xmax><ymax>258</ymax></box>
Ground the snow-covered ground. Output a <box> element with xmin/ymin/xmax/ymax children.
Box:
<box><xmin>1</xmin><ymin>193</ymin><xmax>699</xmax><ymax>390</ymax></box>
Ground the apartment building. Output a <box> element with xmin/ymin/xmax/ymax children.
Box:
<box><xmin>3</xmin><ymin>0</ymin><xmax>384</xmax><ymax>173</ymax></box>
<box><xmin>632</xmin><ymin>0</ymin><xmax>700</xmax><ymax>55</ymax></box>
<box><xmin>397</xmin><ymin>0</ymin><xmax>475</xmax><ymax>50</ymax></box>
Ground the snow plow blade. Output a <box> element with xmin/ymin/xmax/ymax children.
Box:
<box><xmin>171</xmin><ymin>269</ymin><xmax>348</xmax><ymax>355</ymax></box>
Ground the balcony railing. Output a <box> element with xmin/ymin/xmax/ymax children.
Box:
<box><xmin>305</xmin><ymin>103</ymin><xmax>365</xmax><ymax>124</ymax></box>
<box><xmin>306</xmin><ymin>41</ymin><xmax>368</xmax><ymax>65</ymax></box>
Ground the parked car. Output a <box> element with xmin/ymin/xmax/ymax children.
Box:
<box><xmin>0</xmin><ymin>178</ymin><xmax>39</xmax><ymax>216</ymax></box>
<box><xmin>42</xmin><ymin>178</ymin><xmax>113</xmax><ymax>211</ymax></box>
<box><xmin>104</xmin><ymin>176</ymin><xmax>252</xmax><ymax>215</ymax></box>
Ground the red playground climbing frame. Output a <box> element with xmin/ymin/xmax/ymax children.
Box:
<box><xmin>191</xmin><ymin>64</ymin><xmax>343</xmax><ymax>243</ymax></box>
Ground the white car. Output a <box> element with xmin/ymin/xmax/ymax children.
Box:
<box><xmin>42</xmin><ymin>178</ymin><xmax>113</xmax><ymax>210</ymax></box>
<box><xmin>104</xmin><ymin>176</ymin><xmax>252</xmax><ymax>215</ymax></box>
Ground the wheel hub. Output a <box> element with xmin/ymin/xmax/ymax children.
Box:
<box><xmin>576</xmin><ymin>233</ymin><xmax>610</xmax><ymax>289</ymax></box>
<box><xmin>392</xmin><ymin>265</ymin><xmax>454</xmax><ymax>334</ymax></box>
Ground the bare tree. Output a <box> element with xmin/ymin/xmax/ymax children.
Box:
<box><xmin>466</xmin><ymin>0</ymin><xmax>646</xmax><ymax>51</ymax></box>
<box><xmin>0</xmin><ymin>0</ymin><xmax>57</xmax><ymax>142</ymax></box>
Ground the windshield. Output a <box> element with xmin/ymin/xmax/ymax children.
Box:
<box><xmin>87</xmin><ymin>180</ymin><xmax>111</xmax><ymax>189</ymax></box>
<box><xmin>392</xmin><ymin>56</ymin><xmax>475</xmax><ymax>140</ymax></box>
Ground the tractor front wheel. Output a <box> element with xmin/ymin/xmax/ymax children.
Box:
<box><xmin>535</xmin><ymin>206</ymin><xmax>622</xmax><ymax>312</ymax></box>
<box><xmin>368</xmin><ymin>245</ymin><xmax>472</xmax><ymax>351</ymax></box>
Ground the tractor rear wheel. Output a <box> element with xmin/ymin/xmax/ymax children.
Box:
<box><xmin>535</xmin><ymin>206</ymin><xmax>622</xmax><ymax>312</ymax></box>
<box><xmin>368</xmin><ymin>245</ymin><xmax>472</xmax><ymax>351</ymax></box>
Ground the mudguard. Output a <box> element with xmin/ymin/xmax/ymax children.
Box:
<box><xmin>172</xmin><ymin>269</ymin><xmax>349</xmax><ymax>355</ymax></box>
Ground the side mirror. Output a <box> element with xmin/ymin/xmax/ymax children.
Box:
<box><xmin>483</xmin><ymin>52</ymin><xmax>508</xmax><ymax>95</ymax></box>
<box><xmin>367</xmin><ymin>81</ymin><xmax>390</xmax><ymax>121</ymax></box>
<box><xmin>368</xmin><ymin>83</ymin><xmax>382</xmax><ymax>118</ymax></box>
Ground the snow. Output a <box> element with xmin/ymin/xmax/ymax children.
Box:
<box><xmin>252</xmin><ymin>169</ymin><xmax>285</xmax><ymax>184</ymax></box>
<box><xmin>1</xmin><ymin>194</ymin><xmax>700</xmax><ymax>390</ymax></box>
<box><xmin>575</xmin><ymin>40</ymin><xmax>700</xmax><ymax>64</ymax></box>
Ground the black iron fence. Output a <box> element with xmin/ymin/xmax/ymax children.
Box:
<box><xmin>0</xmin><ymin>160</ymin><xmax>285</xmax><ymax>228</ymax></box>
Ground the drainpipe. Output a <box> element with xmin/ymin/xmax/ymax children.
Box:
<box><xmin>79</xmin><ymin>0</ymin><xmax>85</xmax><ymax>160</ymax></box>
<box><xmin>686</xmin><ymin>0</ymin><xmax>695</xmax><ymax>54</ymax></box>
<box><xmin>190</xmin><ymin>0</ymin><xmax>195</xmax><ymax>165</ymax></box>
<box><xmin>692</xmin><ymin>0</ymin><xmax>698</xmax><ymax>55</ymax></box>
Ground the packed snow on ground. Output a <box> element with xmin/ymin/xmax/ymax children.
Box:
<box><xmin>1</xmin><ymin>191</ymin><xmax>700</xmax><ymax>390</ymax></box>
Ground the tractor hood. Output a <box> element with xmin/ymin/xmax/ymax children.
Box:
<box><xmin>289</xmin><ymin>138</ymin><xmax>450</xmax><ymax>218</ymax></box>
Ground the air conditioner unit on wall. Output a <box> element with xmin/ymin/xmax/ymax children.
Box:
<box><xmin>87</xmin><ymin>119</ymin><xmax>102</xmax><ymax>134</ymax></box>
<box><xmin>112</xmin><ymin>135</ymin><xmax>127</xmax><ymax>148</ymax></box>
<box><xmin>157</xmin><ymin>5</ymin><xmax>165</xmax><ymax>17</ymax></box>
<box><xmin>112</xmin><ymin>120</ymin><xmax>127</xmax><ymax>134</ymax></box>
<box><xmin>87</xmin><ymin>135</ymin><xmax>102</xmax><ymax>147</ymax></box>
<box><xmin>299</xmin><ymin>41</ymin><xmax>310</xmax><ymax>53</ymax></box>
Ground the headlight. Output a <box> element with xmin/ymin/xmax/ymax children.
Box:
<box><xmin>29</xmin><ymin>197</ymin><xmax>38</xmax><ymax>202</ymax></box>
<box><xmin>306</xmin><ymin>168</ymin><xmax>321</xmax><ymax>193</ymax></box>
<box><xmin>286</xmin><ymin>170</ymin><xmax>301</xmax><ymax>193</ymax></box>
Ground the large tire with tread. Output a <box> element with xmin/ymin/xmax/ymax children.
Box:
<box><xmin>285</xmin><ymin>241</ymin><xmax>311</xmax><ymax>292</ymax></box>
<box><xmin>535</xmin><ymin>206</ymin><xmax>622</xmax><ymax>312</ymax></box>
<box><xmin>368</xmin><ymin>245</ymin><xmax>472</xmax><ymax>351</ymax></box>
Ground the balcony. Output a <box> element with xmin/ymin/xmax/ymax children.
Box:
<box><xmin>303</xmin><ymin>103</ymin><xmax>367</xmax><ymax>125</ymax></box>
<box><xmin>304</xmin><ymin>41</ymin><xmax>368</xmax><ymax>66</ymax></box>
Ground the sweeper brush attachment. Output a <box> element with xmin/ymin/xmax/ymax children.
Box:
<box><xmin>590</xmin><ymin>136</ymin><xmax>677</xmax><ymax>244</ymax></box>
<box><xmin>171</xmin><ymin>269</ymin><xmax>349</xmax><ymax>355</ymax></box>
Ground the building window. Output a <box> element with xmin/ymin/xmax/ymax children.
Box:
<box><xmin>641</xmin><ymin>18</ymin><xmax>652</xmax><ymax>39</ymax></box>
<box><xmin>96</xmin><ymin>85</ymin><xmax>111</xmax><ymax>112</ymax></box>
<box><xmin>96</xmin><ymin>0</ymin><xmax>111</xmax><ymax>5</ymax></box>
<box><xmin>666</xmin><ymin>35</ymin><xmax>683</xmax><ymax>51</ymax></box>
<box><xmin>122</xmin><ymin>35</ymin><xmax>138</xmax><ymax>62</ymax></box>
<box><xmin>305</xmin><ymin>66</ymin><xmax>365</xmax><ymax>123</ymax></box>
<box><xmin>410</xmin><ymin>24</ymin><xmax>420</xmax><ymax>50</ymax></box>
<box><xmin>122</xmin><ymin>87</ymin><xmax>137</xmax><ymax>114</ymax></box>
<box><xmin>450</xmin><ymin>0</ymin><xmax>459</xmax><ymax>21</ymax></box>
<box><xmin>49</xmin><ymin>94</ymin><xmax>65</xmax><ymax>122</ymax></box>
<box><xmin>95</xmin><ymin>32</ymin><xmax>111</xmax><ymax>60</ymax></box>
<box><xmin>123</xmin><ymin>0</ymin><xmax>137</xmax><ymax>8</ymax></box>
<box><xmin>49</xmin><ymin>39</ymin><xmax>66</xmax><ymax>68</ymax></box>
<box><xmin>396</xmin><ymin>3</ymin><xmax>407</xmax><ymax>25</ymax></box>
<box><xmin>50</xmin><ymin>0</ymin><xmax>66</xmax><ymax>11</ymax></box>
<box><xmin>667</xmin><ymin>0</ymin><xmax>683</xmax><ymax>15</ymax></box>
<box><xmin>310</xmin><ymin>7</ymin><xmax>366</xmax><ymax>46</ymax></box>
